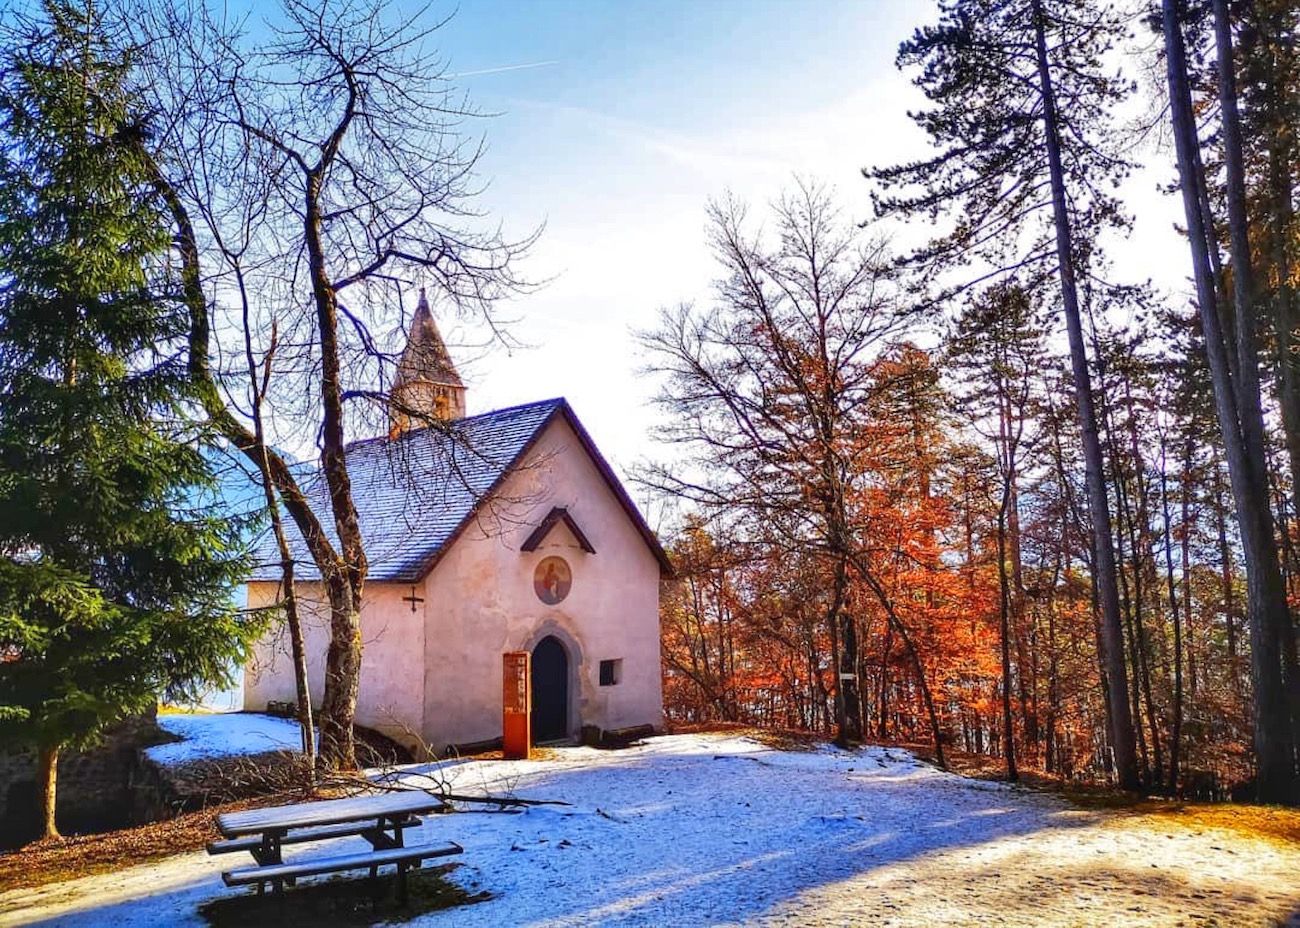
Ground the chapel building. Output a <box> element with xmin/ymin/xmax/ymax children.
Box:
<box><xmin>242</xmin><ymin>293</ymin><xmax>669</xmax><ymax>754</ymax></box>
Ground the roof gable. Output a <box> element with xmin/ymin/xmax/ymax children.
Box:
<box><xmin>549</xmin><ymin>405</ymin><xmax>674</xmax><ymax>577</ymax></box>
<box><xmin>249</xmin><ymin>398</ymin><xmax>671</xmax><ymax>583</ymax></box>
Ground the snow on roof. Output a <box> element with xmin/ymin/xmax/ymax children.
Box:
<box><xmin>145</xmin><ymin>711</ymin><xmax>304</xmax><ymax>766</ymax></box>
<box><xmin>249</xmin><ymin>398</ymin><xmax>564</xmax><ymax>583</ymax></box>
<box><xmin>248</xmin><ymin>397</ymin><xmax>671</xmax><ymax>583</ymax></box>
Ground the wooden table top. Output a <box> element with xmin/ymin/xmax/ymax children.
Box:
<box><xmin>216</xmin><ymin>790</ymin><xmax>445</xmax><ymax>838</ymax></box>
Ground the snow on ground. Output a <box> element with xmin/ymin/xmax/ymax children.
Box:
<box><xmin>3</xmin><ymin>733</ymin><xmax>1298</xmax><ymax>927</ymax></box>
<box><xmin>144</xmin><ymin>711</ymin><xmax>303</xmax><ymax>766</ymax></box>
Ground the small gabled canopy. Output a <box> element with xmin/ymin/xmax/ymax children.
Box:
<box><xmin>521</xmin><ymin>506</ymin><xmax>596</xmax><ymax>555</ymax></box>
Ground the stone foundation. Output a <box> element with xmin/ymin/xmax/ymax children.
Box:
<box><xmin>0</xmin><ymin>710</ymin><xmax>172</xmax><ymax>846</ymax></box>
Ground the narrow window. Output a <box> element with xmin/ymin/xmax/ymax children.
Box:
<box><xmin>599</xmin><ymin>658</ymin><xmax>622</xmax><ymax>686</ymax></box>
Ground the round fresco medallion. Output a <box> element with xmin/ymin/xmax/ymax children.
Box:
<box><xmin>533</xmin><ymin>556</ymin><xmax>572</xmax><ymax>605</ymax></box>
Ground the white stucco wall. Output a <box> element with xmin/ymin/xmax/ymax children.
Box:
<box><xmin>244</xmin><ymin>581</ymin><xmax>427</xmax><ymax>748</ymax></box>
<box><xmin>244</xmin><ymin>414</ymin><xmax>664</xmax><ymax>754</ymax></box>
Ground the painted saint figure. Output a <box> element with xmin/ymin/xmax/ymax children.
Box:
<box><xmin>534</xmin><ymin>556</ymin><xmax>572</xmax><ymax>605</ymax></box>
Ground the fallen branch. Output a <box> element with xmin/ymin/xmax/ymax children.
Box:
<box><xmin>443</xmin><ymin>793</ymin><xmax>571</xmax><ymax>807</ymax></box>
<box><xmin>317</xmin><ymin>767</ymin><xmax>568</xmax><ymax>808</ymax></box>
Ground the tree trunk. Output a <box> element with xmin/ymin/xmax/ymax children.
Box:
<box><xmin>1122</xmin><ymin>380</ymin><xmax>1165</xmax><ymax>783</ymax></box>
<box><xmin>1046</xmin><ymin>597</ymin><xmax>1061</xmax><ymax>774</ymax></box>
<box><xmin>304</xmin><ymin>170</ymin><xmax>367</xmax><ymax>771</ymax></box>
<box><xmin>281</xmin><ymin>558</ymin><xmax>315</xmax><ymax>765</ymax></box>
<box><xmin>828</xmin><ymin>555</ymin><xmax>862</xmax><ymax>746</ymax></box>
<box><xmin>997</xmin><ymin>502</ymin><xmax>1019</xmax><ymax>780</ymax></box>
<box><xmin>1265</xmin><ymin>136</ymin><xmax>1300</xmax><ymax>759</ymax></box>
<box><xmin>1005</xmin><ymin>402</ymin><xmax>1037</xmax><ymax>749</ymax></box>
<box><xmin>1182</xmin><ymin>442</ymin><xmax>1198</xmax><ymax>701</ymax></box>
<box><xmin>1099</xmin><ymin>380</ymin><xmax>1154</xmax><ymax>784</ymax></box>
<box><xmin>1163</xmin><ymin>0</ymin><xmax>1298</xmax><ymax>802</ymax></box>
<box><xmin>319</xmin><ymin>584</ymin><xmax>362</xmax><ymax>768</ymax></box>
<box><xmin>1031</xmin><ymin>0</ymin><xmax>1140</xmax><ymax>791</ymax></box>
<box><xmin>1113</xmin><ymin>498</ymin><xmax>1150</xmax><ymax>781</ymax></box>
<box><xmin>996</xmin><ymin>388</ymin><xmax>1020</xmax><ymax>779</ymax></box>
<box><xmin>877</xmin><ymin>619</ymin><xmax>893</xmax><ymax>740</ymax></box>
<box><xmin>1269</xmin><ymin>142</ymin><xmax>1300</xmax><ymax>565</ymax></box>
<box><xmin>237</xmin><ymin>267</ymin><xmax>317</xmax><ymax>771</ymax></box>
<box><xmin>1160</xmin><ymin>428</ymin><xmax>1184</xmax><ymax>794</ymax></box>
<box><xmin>1213</xmin><ymin>464</ymin><xmax>1241</xmax><ymax>683</ymax></box>
<box><xmin>855</xmin><ymin>559</ymin><xmax>945</xmax><ymax>767</ymax></box>
<box><xmin>38</xmin><ymin>743</ymin><xmax>60</xmax><ymax>841</ymax></box>
<box><xmin>1212</xmin><ymin>0</ymin><xmax>1300</xmax><ymax>792</ymax></box>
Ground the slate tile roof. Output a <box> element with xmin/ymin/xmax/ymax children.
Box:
<box><xmin>249</xmin><ymin>398</ymin><xmax>565</xmax><ymax>583</ymax></box>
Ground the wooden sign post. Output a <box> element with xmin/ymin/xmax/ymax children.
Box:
<box><xmin>502</xmin><ymin>651</ymin><xmax>531</xmax><ymax>760</ymax></box>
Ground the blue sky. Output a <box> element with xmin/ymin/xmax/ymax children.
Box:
<box><xmin>417</xmin><ymin>2</ymin><xmax>932</xmax><ymax>484</ymax></box>
<box><xmin>438</xmin><ymin>1</ymin><xmax>913</xmax><ymax>126</ymax></box>
<box><xmin>420</xmin><ymin>2</ymin><xmax>1187</xmax><ymax>491</ymax></box>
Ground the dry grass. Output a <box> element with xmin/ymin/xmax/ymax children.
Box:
<box><xmin>1062</xmin><ymin>791</ymin><xmax>1300</xmax><ymax>847</ymax></box>
<box><xmin>444</xmin><ymin>745</ymin><xmax>567</xmax><ymax>763</ymax></box>
<box><xmin>0</xmin><ymin>790</ymin><xmax>326</xmax><ymax>892</ymax></box>
<box><xmin>665</xmin><ymin>720</ymin><xmax>825</xmax><ymax>752</ymax></box>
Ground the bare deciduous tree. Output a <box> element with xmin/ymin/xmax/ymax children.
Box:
<box><xmin>128</xmin><ymin>0</ymin><xmax>536</xmax><ymax>769</ymax></box>
<box><xmin>641</xmin><ymin>181</ymin><xmax>903</xmax><ymax>748</ymax></box>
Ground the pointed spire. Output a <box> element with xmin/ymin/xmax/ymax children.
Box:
<box><xmin>389</xmin><ymin>289</ymin><xmax>466</xmax><ymax>436</ymax></box>
<box><xmin>395</xmin><ymin>289</ymin><xmax>462</xmax><ymax>390</ymax></box>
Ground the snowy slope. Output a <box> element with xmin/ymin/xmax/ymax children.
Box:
<box><xmin>5</xmin><ymin>733</ymin><xmax>1298</xmax><ymax>926</ymax></box>
<box><xmin>393</xmin><ymin>734</ymin><xmax>1030</xmax><ymax>926</ymax></box>
<box><xmin>145</xmin><ymin>712</ymin><xmax>304</xmax><ymax>765</ymax></box>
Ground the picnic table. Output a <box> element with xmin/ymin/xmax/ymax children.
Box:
<box><xmin>209</xmin><ymin>790</ymin><xmax>462</xmax><ymax>903</ymax></box>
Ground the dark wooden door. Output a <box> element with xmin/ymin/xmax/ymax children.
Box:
<box><xmin>531</xmin><ymin>636</ymin><xmax>568</xmax><ymax>742</ymax></box>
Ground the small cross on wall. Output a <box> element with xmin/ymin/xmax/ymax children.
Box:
<box><xmin>402</xmin><ymin>586</ymin><xmax>425</xmax><ymax>613</ymax></box>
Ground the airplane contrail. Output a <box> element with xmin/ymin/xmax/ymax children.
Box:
<box><xmin>448</xmin><ymin>60</ymin><xmax>560</xmax><ymax>79</ymax></box>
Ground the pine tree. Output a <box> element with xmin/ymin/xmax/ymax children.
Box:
<box><xmin>0</xmin><ymin>0</ymin><xmax>259</xmax><ymax>840</ymax></box>
<box><xmin>869</xmin><ymin>0</ymin><xmax>1142</xmax><ymax>791</ymax></box>
<box><xmin>1159</xmin><ymin>0</ymin><xmax>1299</xmax><ymax>804</ymax></box>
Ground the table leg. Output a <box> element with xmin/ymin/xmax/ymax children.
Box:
<box><xmin>397</xmin><ymin>861</ymin><xmax>409</xmax><ymax>907</ymax></box>
<box><xmin>365</xmin><ymin>816</ymin><xmax>405</xmax><ymax>850</ymax></box>
<box><xmin>257</xmin><ymin>830</ymin><xmax>284</xmax><ymax>866</ymax></box>
<box><xmin>255</xmin><ymin>829</ymin><xmax>285</xmax><ymax>897</ymax></box>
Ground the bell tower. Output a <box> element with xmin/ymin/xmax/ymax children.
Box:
<box><xmin>389</xmin><ymin>289</ymin><xmax>466</xmax><ymax>437</ymax></box>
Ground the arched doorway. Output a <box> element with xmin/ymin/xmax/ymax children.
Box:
<box><xmin>531</xmin><ymin>635</ymin><xmax>569</xmax><ymax>743</ymax></box>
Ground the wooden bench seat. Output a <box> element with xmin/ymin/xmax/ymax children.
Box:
<box><xmin>222</xmin><ymin>841</ymin><xmax>463</xmax><ymax>904</ymax></box>
<box><xmin>207</xmin><ymin>816</ymin><xmax>423</xmax><ymax>856</ymax></box>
